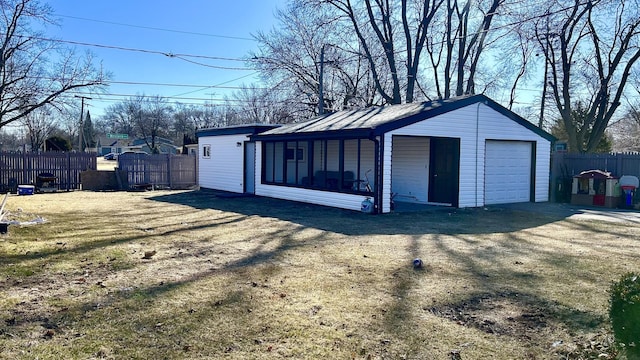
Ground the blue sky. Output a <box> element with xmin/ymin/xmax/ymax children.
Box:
<box><xmin>44</xmin><ymin>0</ymin><xmax>286</xmax><ymax>117</ymax></box>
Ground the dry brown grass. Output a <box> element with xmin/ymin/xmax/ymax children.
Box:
<box><xmin>0</xmin><ymin>190</ymin><xmax>638</xmax><ymax>359</ymax></box>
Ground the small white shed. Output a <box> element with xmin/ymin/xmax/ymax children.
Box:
<box><xmin>196</xmin><ymin>124</ymin><xmax>279</xmax><ymax>194</ymax></box>
<box><xmin>250</xmin><ymin>95</ymin><xmax>555</xmax><ymax>214</ymax></box>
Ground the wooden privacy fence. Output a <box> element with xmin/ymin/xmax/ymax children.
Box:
<box><xmin>0</xmin><ymin>152</ymin><xmax>97</xmax><ymax>192</ymax></box>
<box><xmin>117</xmin><ymin>153</ymin><xmax>196</xmax><ymax>190</ymax></box>
<box><xmin>551</xmin><ymin>152</ymin><xmax>640</xmax><ymax>202</ymax></box>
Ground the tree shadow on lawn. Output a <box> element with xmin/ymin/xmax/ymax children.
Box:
<box><xmin>2</xmin><ymin>192</ymin><xmax>625</xmax><ymax>358</ymax></box>
<box><xmin>147</xmin><ymin>190</ymin><xmax>568</xmax><ymax>236</ymax></box>
<box><xmin>0</xmin><ymin>222</ymin><xmax>321</xmax><ymax>357</ymax></box>
<box><xmin>371</xmin><ymin>236</ymin><xmax>613</xmax><ymax>359</ymax></box>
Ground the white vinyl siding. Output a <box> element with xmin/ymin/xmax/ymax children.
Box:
<box><xmin>534</xmin><ymin>144</ymin><xmax>551</xmax><ymax>202</ymax></box>
<box><xmin>198</xmin><ymin>134</ymin><xmax>248</xmax><ymax>194</ymax></box>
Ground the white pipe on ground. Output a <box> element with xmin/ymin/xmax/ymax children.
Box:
<box><xmin>0</xmin><ymin>193</ymin><xmax>8</xmax><ymax>222</ymax></box>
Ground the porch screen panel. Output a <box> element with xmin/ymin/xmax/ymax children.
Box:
<box><xmin>359</xmin><ymin>139</ymin><xmax>376</xmax><ymax>190</ymax></box>
<box><xmin>344</xmin><ymin>139</ymin><xmax>359</xmax><ymax>191</ymax></box>
<box><xmin>326</xmin><ymin>140</ymin><xmax>340</xmax><ymax>171</ymax></box>
<box><xmin>273</xmin><ymin>142</ymin><xmax>284</xmax><ymax>183</ymax></box>
<box><xmin>264</xmin><ymin>142</ymin><xmax>275</xmax><ymax>182</ymax></box>
<box><xmin>312</xmin><ymin>140</ymin><xmax>324</xmax><ymax>174</ymax></box>
<box><xmin>297</xmin><ymin>141</ymin><xmax>309</xmax><ymax>183</ymax></box>
<box><xmin>286</xmin><ymin>142</ymin><xmax>296</xmax><ymax>185</ymax></box>
<box><xmin>286</xmin><ymin>141</ymin><xmax>308</xmax><ymax>185</ymax></box>
<box><xmin>312</xmin><ymin>140</ymin><xmax>324</xmax><ymax>172</ymax></box>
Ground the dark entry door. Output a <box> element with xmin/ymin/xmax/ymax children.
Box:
<box><xmin>244</xmin><ymin>142</ymin><xmax>255</xmax><ymax>194</ymax></box>
<box><xmin>428</xmin><ymin>137</ymin><xmax>460</xmax><ymax>206</ymax></box>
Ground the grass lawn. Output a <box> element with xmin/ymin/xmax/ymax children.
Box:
<box><xmin>0</xmin><ymin>190</ymin><xmax>638</xmax><ymax>359</ymax></box>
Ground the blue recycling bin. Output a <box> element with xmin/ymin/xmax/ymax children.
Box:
<box><xmin>622</xmin><ymin>186</ymin><xmax>636</xmax><ymax>207</ymax></box>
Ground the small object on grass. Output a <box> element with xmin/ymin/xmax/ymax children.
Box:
<box><xmin>413</xmin><ymin>258</ymin><xmax>423</xmax><ymax>269</ymax></box>
<box><xmin>142</xmin><ymin>250</ymin><xmax>157</xmax><ymax>259</ymax></box>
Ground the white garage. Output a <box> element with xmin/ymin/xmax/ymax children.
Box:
<box><xmin>249</xmin><ymin>94</ymin><xmax>555</xmax><ymax>213</ymax></box>
<box><xmin>484</xmin><ymin>140</ymin><xmax>533</xmax><ymax>205</ymax></box>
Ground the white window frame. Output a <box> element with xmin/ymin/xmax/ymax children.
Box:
<box><xmin>202</xmin><ymin>144</ymin><xmax>211</xmax><ymax>158</ymax></box>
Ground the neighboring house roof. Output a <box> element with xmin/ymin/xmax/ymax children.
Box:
<box><xmin>253</xmin><ymin>94</ymin><xmax>555</xmax><ymax>142</ymax></box>
<box><xmin>196</xmin><ymin>124</ymin><xmax>280</xmax><ymax>138</ymax></box>
<box><xmin>96</xmin><ymin>137</ymin><xmax>128</xmax><ymax>148</ymax></box>
<box><xmin>131</xmin><ymin>136</ymin><xmax>175</xmax><ymax>146</ymax></box>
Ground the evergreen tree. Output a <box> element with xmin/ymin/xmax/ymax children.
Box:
<box><xmin>550</xmin><ymin>102</ymin><xmax>612</xmax><ymax>153</ymax></box>
<box><xmin>45</xmin><ymin>135</ymin><xmax>72</xmax><ymax>151</ymax></box>
<box><xmin>82</xmin><ymin>110</ymin><xmax>96</xmax><ymax>148</ymax></box>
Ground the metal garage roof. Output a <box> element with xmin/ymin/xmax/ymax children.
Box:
<box><xmin>252</xmin><ymin>94</ymin><xmax>555</xmax><ymax>142</ymax></box>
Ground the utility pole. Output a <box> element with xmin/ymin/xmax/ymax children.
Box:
<box><xmin>75</xmin><ymin>95</ymin><xmax>91</xmax><ymax>152</ymax></box>
<box><xmin>318</xmin><ymin>45</ymin><xmax>325</xmax><ymax>115</ymax></box>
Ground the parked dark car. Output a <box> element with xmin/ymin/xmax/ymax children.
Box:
<box><xmin>103</xmin><ymin>153</ymin><xmax>118</xmax><ymax>160</ymax></box>
<box><xmin>119</xmin><ymin>151</ymin><xmax>147</xmax><ymax>156</ymax></box>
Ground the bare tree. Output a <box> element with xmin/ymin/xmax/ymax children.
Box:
<box><xmin>102</xmin><ymin>96</ymin><xmax>144</xmax><ymax>137</ymax></box>
<box><xmin>136</xmin><ymin>96</ymin><xmax>172</xmax><ymax>153</ymax></box>
<box><xmin>252</xmin><ymin>2</ymin><xmax>379</xmax><ymax>118</ymax></box>
<box><xmin>0</xmin><ymin>0</ymin><xmax>106</xmax><ymax>131</ymax></box>
<box><xmin>56</xmin><ymin>106</ymin><xmax>79</xmax><ymax>148</ymax></box>
<box><xmin>226</xmin><ymin>86</ymin><xmax>294</xmax><ymax>124</ymax></box>
<box><xmin>171</xmin><ymin>102</ymin><xmax>229</xmax><ymax>144</ymax></box>
<box><xmin>535</xmin><ymin>0</ymin><xmax>640</xmax><ymax>153</ymax></box>
<box><xmin>0</xmin><ymin>128</ymin><xmax>21</xmax><ymax>151</ymax></box>
<box><xmin>610</xmin><ymin>104</ymin><xmax>640</xmax><ymax>152</ymax></box>
<box><xmin>315</xmin><ymin>0</ymin><xmax>444</xmax><ymax>104</ymax></box>
<box><xmin>423</xmin><ymin>0</ymin><xmax>506</xmax><ymax>99</ymax></box>
<box><xmin>21</xmin><ymin>106</ymin><xmax>56</xmax><ymax>151</ymax></box>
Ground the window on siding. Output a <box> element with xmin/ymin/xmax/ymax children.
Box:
<box><xmin>261</xmin><ymin>138</ymin><xmax>374</xmax><ymax>194</ymax></box>
<box><xmin>202</xmin><ymin>145</ymin><xmax>211</xmax><ymax>158</ymax></box>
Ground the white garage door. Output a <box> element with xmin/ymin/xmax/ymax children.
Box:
<box><xmin>485</xmin><ymin>141</ymin><xmax>532</xmax><ymax>205</ymax></box>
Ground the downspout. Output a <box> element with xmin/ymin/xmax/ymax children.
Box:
<box><xmin>370</xmin><ymin>133</ymin><xmax>381</xmax><ymax>214</ymax></box>
<box><xmin>475</xmin><ymin>102</ymin><xmax>481</xmax><ymax>207</ymax></box>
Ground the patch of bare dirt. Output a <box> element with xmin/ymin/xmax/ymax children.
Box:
<box><xmin>427</xmin><ymin>291</ymin><xmax>617</xmax><ymax>359</ymax></box>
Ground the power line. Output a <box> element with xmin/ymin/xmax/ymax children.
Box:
<box><xmin>65</xmin><ymin>90</ymin><xmax>292</xmax><ymax>104</ymax></box>
<box><xmin>20</xmin><ymin>76</ymin><xmax>276</xmax><ymax>90</ymax></box>
<box><xmin>55</xmin><ymin>95</ymin><xmax>277</xmax><ymax>108</ymax></box>
<box><xmin>56</xmin><ymin>14</ymin><xmax>257</xmax><ymax>42</ymax></box>
<box><xmin>56</xmin><ymin>93</ymin><xmax>294</xmax><ymax>110</ymax></box>
<box><xmin>107</xmin><ymin>80</ymin><xmax>268</xmax><ymax>89</ymax></box>
<box><xmin>8</xmin><ymin>34</ymin><xmax>255</xmax><ymax>70</ymax></box>
<box><xmin>171</xmin><ymin>72</ymin><xmax>260</xmax><ymax>97</ymax></box>
<box><xmin>66</xmin><ymin>91</ymin><xmax>246</xmax><ymax>102</ymax></box>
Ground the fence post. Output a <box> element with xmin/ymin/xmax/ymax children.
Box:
<box><xmin>22</xmin><ymin>151</ymin><xmax>27</xmax><ymax>185</ymax></box>
<box><xmin>67</xmin><ymin>152</ymin><xmax>71</xmax><ymax>191</ymax></box>
<box><xmin>168</xmin><ymin>154</ymin><xmax>173</xmax><ymax>189</ymax></box>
